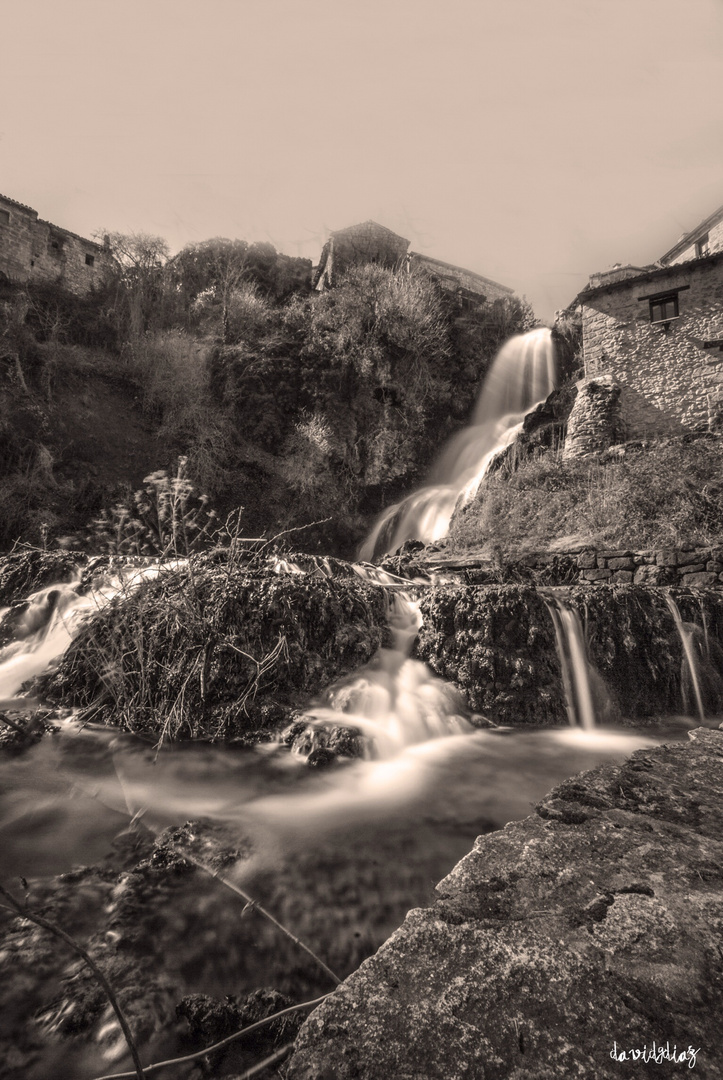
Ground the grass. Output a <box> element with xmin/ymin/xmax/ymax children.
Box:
<box><xmin>449</xmin><ymin>435</ymin><xmax>723</xmax><ymax>556</ymax></box>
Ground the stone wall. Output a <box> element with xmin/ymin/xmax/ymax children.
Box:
<box><xmin>408</xmin><ymin>253</ymin><xmax>513</xmax><ymax>304</ymax></box>
<box><xmin>505</xmin><ymin>545</ymin><xmax>723</xmax><ymax>588</ymax></box>
<box><xmin>562</xmin><ymin>375</ymin><xmax>621</xmax><ymax>458</ymax></box>
<box><xmin>314</xmin><ymin>221</ymin><xmax>410</xmax><ymax>288</ymax></box>
<box><xmin>0</xmin><ymin>194</ymin><xmax>113</xmax><ymax>294</ymax></box>
<box><xmin>581</xmin><ymin>256</ymin><xmax>723</xmax><ymax>437</ymax></box>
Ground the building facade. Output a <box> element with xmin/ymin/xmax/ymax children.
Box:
<box><xmin>0</xmin><ymin>193</ymin><xmax>114</xmax><ymax>294</ymax></box>
<box><xmin>575</xmin><ymin>204</ymin><xmax>723</xmax><ymax>441</ymax></box>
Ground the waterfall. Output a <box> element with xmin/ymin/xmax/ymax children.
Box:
<box><xmin>273</xmin><ymin>557</ymin><xmax>472</xmax><ymax>758</ymax></box>
<box><xmin>664</xmin><ymin>593</ymin><xmax>706</xmax><ymax>722</ymax></box>
<box><xmin>359</xmin><ymin>327</ymin><xmax>557</xmax><ymax>561</ymax></box>
<box><xmin>542</xmin><ymin>594</ymin><xmax>597</xmax><ymax>730</ymax></box>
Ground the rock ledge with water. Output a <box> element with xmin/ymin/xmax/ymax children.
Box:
<box><xmin>287</xmin><ymin>727</ymin><xmax>723</xmax><ymax>1079</ymax></box>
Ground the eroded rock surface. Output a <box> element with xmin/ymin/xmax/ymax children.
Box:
<box><xmin>287</xmin><ymin>728</ymin><xmax>723</xmax><ymax>1079</ymax></box>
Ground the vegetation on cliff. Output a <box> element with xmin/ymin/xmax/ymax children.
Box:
<box><xmin>0</xmin><ymin>237</ymin><xmax>535</xmax><ymax>556</ymax></box>
<box><xmin>450</xmin><ymin>435</ymin><xmax>723</xmax><ymax>556</ymax></box>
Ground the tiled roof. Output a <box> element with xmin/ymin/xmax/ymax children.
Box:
<box><xmin>577</xmin><ymin>250</ymin><xmax>723</xmax><ymax>301</ymax></box>
<box><xmin>0</xmin><ymin>192</ymin><xmax>37</xmax><ymax>214</ymax></box>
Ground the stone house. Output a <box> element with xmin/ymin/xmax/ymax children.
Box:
<box><xmin>567</xmin><ymin>204</ymin><xmax>723</xmax><ymax>454</ymax></box>
<box><xmin>313</xmin><ymin>220</ymin><xmax>512</xmax><ymax>306</ymax></box>
<box><xmin>0</xmin><ymin>192</ymin><xmax>114</xmax><ymax>295</ymax></box>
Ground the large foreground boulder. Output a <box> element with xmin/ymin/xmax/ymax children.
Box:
<box><xmin>288</xmin><ymin>728</ymin><xmax>723</xmax><ymax>1079</ymax></box>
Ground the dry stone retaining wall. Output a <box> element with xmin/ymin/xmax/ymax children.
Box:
<box><xmin>510</xmin><ymin>545</ymin><xmax>723</xmax><ymax>588</ymax></box>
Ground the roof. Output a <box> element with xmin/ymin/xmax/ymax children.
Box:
<box><xmin>330</xmin><ymin>220</ymin><xmax>410</xmax><ymax>245</ymax></box>
<box><xmin>409</xmin><ymin>251</ymin><xmax>514</xmax><ymax>294</ymax></box>
<box><xmin>0</xmin><ymin>192</ymin><xmax>38</xmax><ymax>215</ymax></box>
<box><xmin>577</xmin><ymin>249</ymin><xmax>723</xmax><ymax>302</ymax></box>
<box><xmin>660</xmin><ymin>203</ymin><xmax>723</xmax><ymax>265</ymax></box>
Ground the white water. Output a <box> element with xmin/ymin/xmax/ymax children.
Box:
<box><xmin>665</xmin><ymin>593</ymin><xmax>706</xmax><ymax>722</ymax></box>
<box><xmin>542</xmin><ymin>594</ymin><xmax>598</xmax><ymax>731</ymax></box>
<box><xmin>0</xmin><ymin>562</ymin><xmax>185</xmax><ymax>708</ymax></box>
<box><xmin>359</xmin><ymin>327</ymin><xmax>557</xmax><ymax>561</ymax></box>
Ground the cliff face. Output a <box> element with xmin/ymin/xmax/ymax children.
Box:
<box><xmin>287</xmin><ymin>727</ymin><xmax>723</xmax><ymax>1080</ymax></box>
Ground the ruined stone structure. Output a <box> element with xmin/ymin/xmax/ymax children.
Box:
<box><xmin>407</xmin><ymin>251</ymin><xmax>514</xmax><ymax>306</ymax></box>
<box><xmin>313</xmin><ymin>220</ymin><xmax>513</xmax><ymax>305</ymax></box>
<box><xmin>574</xmin><ymin>203</ymin><xmax>723</xmax><ymax>446</ymax></box>
<box><xmin>0</xmin><ymin>193</ymin><xmax>113</xmax><ymax>295</ymax></box>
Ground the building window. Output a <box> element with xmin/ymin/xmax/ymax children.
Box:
<box><xmin>85</xmin><ymin>253</ymin><xmax>95</xmax><ymax>267</ymax></box>
<box><xmin>695</xmin><ymin>234</ymin><xmax>710</xmax><ymax>258</ymax></box>
<box><xmin>0</xmin><ymin>209</ymin><xmax>9</xmax><ymax>225</ymax></box>
<box><xmin>649</xmin><ymin>293</ymin><xmax>679</xmax><ymax>323</ymax></box>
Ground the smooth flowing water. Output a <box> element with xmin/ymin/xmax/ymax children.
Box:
<box><xmin>360</xmin><ymin>327</ymin><xmax>557</xmax><ymax>560</ymax></box>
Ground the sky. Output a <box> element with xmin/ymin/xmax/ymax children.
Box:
<box><xmin>2</xmin><ymin>0</ymin><xmax>722</xmax><ymax>321</ymax></box>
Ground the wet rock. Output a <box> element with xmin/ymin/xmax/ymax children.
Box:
<box><xmin>287</xmin><ymin>729</ymin><xmax>723</xmax><ymax>1080</ymax></box>
<box><xmin>416</xmin><ymin>584</ymin><xmax>723</xmax><ymax>725</ymax></box>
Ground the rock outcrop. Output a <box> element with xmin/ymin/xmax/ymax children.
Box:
<box><xmin>287</xmin><ymin>728</ymin><xmax>723</xmax><ymax>1079</ymax></box>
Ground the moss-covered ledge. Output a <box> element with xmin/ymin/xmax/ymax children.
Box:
<box><xmin>287</xmin><ymin>728</ymin><xmax>723</xmax><ymax>1080</ymax></box>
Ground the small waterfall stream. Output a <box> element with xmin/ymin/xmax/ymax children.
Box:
<box><xmin>665</xmin><ymin>592</ymin><xmax>706</xmax><ymax>722</ymax></box>
<box><xmin>542</xmin><ymin>594</ymin><xmax>597</xmax><ymax>731</ymax></box>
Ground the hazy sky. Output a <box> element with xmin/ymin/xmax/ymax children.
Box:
<box><xmin>2</xmin><ymin>0</ymin><xmax>722</xmax><ymax>320</ymax></box>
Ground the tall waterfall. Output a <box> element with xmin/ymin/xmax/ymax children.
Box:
<box><xmin>359</xmin><ymin>327</ymin><xmax>557</xmax><ymax>561</ymax></box>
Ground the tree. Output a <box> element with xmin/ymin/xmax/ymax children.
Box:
<box><xmin>99</xmin><ymin>231</ymin><xmax>170</xmax><ymax>339</ymax></box>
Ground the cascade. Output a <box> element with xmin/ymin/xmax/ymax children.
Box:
<box><xmin>665</xmin><ymin>593</ymin><xmax>706</xmax><ymax>722</ymax></box>
<box><xmin>273</xmin><ymin>557</ymin><xmax>472</xmax><ymax>758</ymax></box>
<box><xmin>0</xmin><ymin>562</ymin><xmax>185</xmax><ymax>710</ymax></box>
<box><xmin>359</xmin><ymin>327</ymin><xmax>557</xmax><ymax>561</ymax></box>
<box><xmin>541</xmin><ymin>593</ymin><xmax>597</xmax><ymax>730</ymax></box>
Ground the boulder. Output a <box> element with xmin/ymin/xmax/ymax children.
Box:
<box><xmin>288</xmin><ymin>729</ymin><xmax>723</xmax><ymax>1080</ymax></box>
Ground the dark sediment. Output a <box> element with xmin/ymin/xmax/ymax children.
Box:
<box><xmin>287</xmin><ymin>727</ymin><xmax>723</xmax><ymax>1080</ymax></box>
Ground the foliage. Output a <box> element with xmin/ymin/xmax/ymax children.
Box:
<box><xmin>86</xmin><ymin>458</ymin><xmax>220</xmax><ymax>557</ymax></box>
<box><xmin>449</xmin><ymin>436</ymin><xmax>723</xmax><ymax>555</ymax></box>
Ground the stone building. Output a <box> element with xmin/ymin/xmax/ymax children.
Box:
<box><xmin>0</xmin><ymin>192</ymin><xmax>114</xmax><ymax>294</ymax></box>
<box><xmin>312</xmin><ymin>220</ymin><xmax>512</xmax><ymax>305</ymax></box>
<box><xmin>569</xmin><ymin>204</ymin><xmax>723</xmax><ymax>450</ymax></box>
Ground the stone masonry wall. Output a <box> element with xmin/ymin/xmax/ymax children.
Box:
<box><xmin>563</xmin><ymin>375</ymin><xmax>621</xmax><ymax>459</ymax></box>
<box><xmin>409</xmin><ymin>253</ymin><xmax>513</xmax><ymax>303</ymax></box>
<box><xmin>505</xmin><ymin>545</ymin><xmax>723</xmax><ymax>588</ymax></box>
<box><xmin>330</xmin><ymin>222</ymin><xmax>409</xmax><ymax>280</ymax></box>
<box><xmin>0</xmin><ymin>194</ymin><xmax>113</xmax><ymax>294</ymax></box>
<box><xmin>582</xmin><ymin>257</ymin><xmax>723</xmax><ymax>437</ymax></box>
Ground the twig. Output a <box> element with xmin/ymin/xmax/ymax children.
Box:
<box><xmin>169</xmin><ymin>845</ymin><xmax>341</xmax><ymax>986</ymax></box>
<box><xmin>0</xmin><ymin>712</ymin><xmax>29</xmax><ymax>737</ymax></box>
<box><xmin>0</xmin><ymin>884</ymin><xmax>146</xmax><ymax>1080</ymax></box>
<box><xmin>90</xmin><ymin>995</ymin><xmax>327</xmax><ymax>1079</ymax></box>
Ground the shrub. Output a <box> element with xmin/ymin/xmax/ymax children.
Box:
<box><xmin>86</xmin><ymin>458</ymin><xmax>220</xmax><ymax>557</ymax></box>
